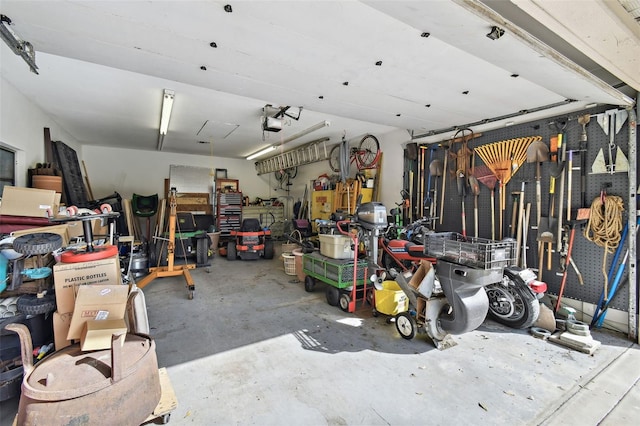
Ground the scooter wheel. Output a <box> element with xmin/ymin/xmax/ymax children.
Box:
<box><xmin>395</xmin><ymin>312</ymin><xmax>416</xmax><ymax>340</ymax></box>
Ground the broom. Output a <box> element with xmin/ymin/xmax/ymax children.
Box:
<box><xmin>474</xmin><ymin>136</ymin><xmax>540</xmax><ymax>239</ymax></box>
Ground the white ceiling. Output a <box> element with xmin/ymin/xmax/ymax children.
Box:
<box><xmin>0</xmin><ymin>0</ymin><xmax>637</xmax><ymax>159</ymax></box>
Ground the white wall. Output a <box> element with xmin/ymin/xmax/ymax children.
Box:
<box><xmin>82</xmin><ymin>145</ymin><xmax>272</xmax><ymax>201</ymax></box>
<box><xmin>1</xmin><ymin>72</ymin><xmax>408</xmax><ymax>215</ymax></box>
<box><xmin>0</xmin><ymin>76</ymin><xmax>82</xmax><ymax>187</ymax></box>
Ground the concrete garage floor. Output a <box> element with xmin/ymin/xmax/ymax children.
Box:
<box><xmin>2</xmin><ymin>246</ymin><xmax>639</xmax><ymax>425</ymax></box>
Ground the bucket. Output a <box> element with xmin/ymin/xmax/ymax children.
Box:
<box><xmin>32</xmin><ymin>175</ymin><xmax>63</xmax><ymax>193</ymax></box>
<box><xmin>292</xmin><ymin>248</ymin><xmax>305</xmax><ymax>281</ymax></box>
<box><xmin>207</xmin><ymin>231</ymin><xmax>221</xmax><ymax>254</ymax></box>
<box><xmin>282</xmin><ymin>253</ymin><xmax>296</xmax><ymax>276</ymax></box>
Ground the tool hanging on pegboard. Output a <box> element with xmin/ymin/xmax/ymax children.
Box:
<box><xmin>592</xmin><ymin>109</ymin><xmax>629</xmax><ymax>174</ymax></box>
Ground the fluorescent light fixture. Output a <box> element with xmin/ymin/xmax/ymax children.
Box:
<box><xmin>281</xmin><ymin>120</ymin><xmax>330</xmax><ymax>145</ymax></box>
<box><xmin>159</xmin><ymin>89</ymin><xmax>175</xmax><ymax>135</ymax></box>
<box><xmin>246</xmin><ymin>145</ymin><xmax>276</xmax><ymax>160</ymax></box>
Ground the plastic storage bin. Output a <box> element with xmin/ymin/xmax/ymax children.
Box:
<box><xmin>319</xmin><ymin>234</ymin><xmax>354</xmax><ymax>259</ymax></box>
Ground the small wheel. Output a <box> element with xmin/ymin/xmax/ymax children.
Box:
<box><xmin>304</xmin><ymin>276</ymin><xmax>315</xmax><ymax>292</ymax></box>
<box><xmin>339</xmin><ymin>293</ymin><xmax>351</xmax><ymax>312</ymax></box>
<box><xmin>188</xmin><ymin>289</ymin><xmax>194</xmax><ymax>300</ymax></box>
<box><xmin>328</xmin><ymin>144</ymin><xmax>341</xmax><ymax>173</ymax></box>
<box><xmin>227</xmin><ymin>241</ymin><xmax>237</xmax><ymax>261</ymax></box>
<box><xmin>372</xmin><ymin>308</ymin><xmax>379</xmax><ymax>317</ymax></box>
<box><xmin>17</xmin><ymin>293</ymin><xmax>56</xmax><ymax>315</ymax></box>
<box><xmin>357</xmin><ymin>134</ymin><xmax>380</xmax><ymax>168</ymax></box>
<box><xmin>385</xmin><ymin>317</ymin><xmax>393</xmax><ymax>324</ymax></box>
<box><xmin>13</xmin><ymin>233</ymin><xmax>63</xmax><ymax>255</ymax></box>
<box><xmin>395</xmin><ymin>312</ymin><xmax>416</xmax><ymax>340</ymax></box>
<box><xmin>161</xmin><ymin>413</ymin><xmax>171</xmax><ymax>424</ymax></box>
<box><xmin>325</xmin><ymin>286</ymin><xmax>340</xmax><ymax>306</ymax></box>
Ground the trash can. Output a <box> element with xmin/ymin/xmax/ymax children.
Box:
<box><xmin>292</xmin><ymin>248</ymin><xmax>305</xmax><ymax>282</ymax></box>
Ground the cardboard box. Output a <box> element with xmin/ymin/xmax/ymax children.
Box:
<box><xmin>80</xmin><ymin>319</ymin><xmax>127</xmax><ymax>351</ymax></box>
<box><xmin>66</xmin><ymin>219</ymin><xmax>109</xmax><ymax>239</ymax></box>
<box><xmin>408</xmin><ymin>260</ymin><xmax>433</xmax><ymax>291</ymax></box>
<box><xmin>53</xmin><ymin>310</ymin><xmax>74</xmax><ymax>350</ymax></box>
<box><xmin>408</xmin><ymin>260</ymin><xmax>434</xmax><ymax>314</ymax></box>
<box><xmin>319</xmin><ymin>234</ymin><xmax>354</xmax><ymax>259</ymax></box>
<box><xmin>408</xmin><ymin>260</ymin><xmax>436</xmax><ymax>298</ymax></box>
<box><xmin>0</xmin><ymin>186</ymin><xmax>58</xmax><ymax>218</ymax></box>
<box><xmin>67</xmin><ymin>284</ymin><xmax>129</xmax><ymax>340</ymax></box>
<box><xmin>54</xmin><ymin>255</ymin><xmax>122</xmax><ymax>314</ymax></box>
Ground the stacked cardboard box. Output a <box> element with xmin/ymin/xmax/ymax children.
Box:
<box><xmin>52</xmin><ymin>255</ymin><xmax>126</xmax><ymax>350</ymax></box>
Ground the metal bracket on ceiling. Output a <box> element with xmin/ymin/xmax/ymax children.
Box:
<box><xmin>0</xmin><ymin>14</ymin><xmax>39</xmax><ymax>74</ymax></box>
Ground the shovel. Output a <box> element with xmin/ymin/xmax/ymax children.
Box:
<box><xmin>526</xmin><ymin>139</ymin><xmax>549</xmax><ymax>229</ymax></box>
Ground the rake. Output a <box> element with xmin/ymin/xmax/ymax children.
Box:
<box><xmin>474</xmin><ymin>136</ymin><xmax>540</xmax><ymax>239</ymax></box>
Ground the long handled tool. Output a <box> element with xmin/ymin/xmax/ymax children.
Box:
<box><xmin>526</xmin><ymin>139</ymin><xmax>549</xmax><ymax>230</ymax></box>
<box><xmin>566</xmin><ymin>150</ymin><xmax>573</xmax><ymax>221</ymax></box>
<box><xmin>457</xmin><ymin>171</ymin><xmax>468</xmax><ymax>238</ymax></box>
<box><xmin>474</xmin><ymin>136</ymin><xmax>539</xmax><ymax>240</ymax></box>
<box><xmin>555</xmin><ymin>132</ymin><xmax>567</xmax><ymax>251</ymax></box>
<box><xmin>429</xmin><ymin>159</ymin><xmax>443</xmax><ymax>227</ymax></box>
<box><xmin>515</xmin><ymin>182</ymin><xmax>525</xmax><ymax>264</ymax></box>
<box><xmin>577</xmin><ymin>114</ymin><xmax>590</xmax><ymax>208</ymax></box>
<box><xmin>591</xmin><ymin>217</ymin><xmax>640</xmax><ymax>326</ymax></box>
<box><xmin>473</xmin><ymin>164</ymin><xmax>497</xmax><ymax>240</ymax></box>
<box><xmin>439</xmin><ymin>142</ymin><xmax>449</xmax><ymax>225</ymax></box>
<box><xmin>555</xmin><ymin>220</ymin><xmax>584</xmax><ymax>312</ymax></box>
<box><xmin>469</xmin><ymin>174</ymin><xmax>480</xmax><ymax>238</ymax></box>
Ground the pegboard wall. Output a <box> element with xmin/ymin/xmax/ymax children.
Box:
<box><xmin>415</xmin><ymin>105</ymin><xmax>637</xmax><ymax>311</ymax></box>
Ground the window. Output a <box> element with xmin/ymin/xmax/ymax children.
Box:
<box><xmin>0</xmin><ymin>145</ymin><xmax>16</xmax><ymax>197</ymax></box>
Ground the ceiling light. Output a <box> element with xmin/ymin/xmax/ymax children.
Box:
<box><xmin>584</xmin><ymin>103</ymin><xmax>598</xmax><ymax>109</ymax></box>
<box><xmin>157</xmin><ymin>89</ymin><xmax>175</xmax><ymax>151</ymax></box>
<box><xmin>486</xmin><ymin>26</ymin><xmax>505</xmax><ymax>40</ymax></box>
<box><xmin>246</xmin><ymin>145</ymin><xmax>276</xmax><ymax>161</ymax></box>
<box><xmin>159</xmin><ymin>90</ymin><xmax>175</xmax><ymax>135</ymax></box>
<box><xmin>0</xmin><ymin>15</ymin><xmax>38</xmax><ymax>74</ymax></box>
<box><xmin>281</xmin><ymin>120</ymin><xmax>330</xmax><ymax>145</ymax></box>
